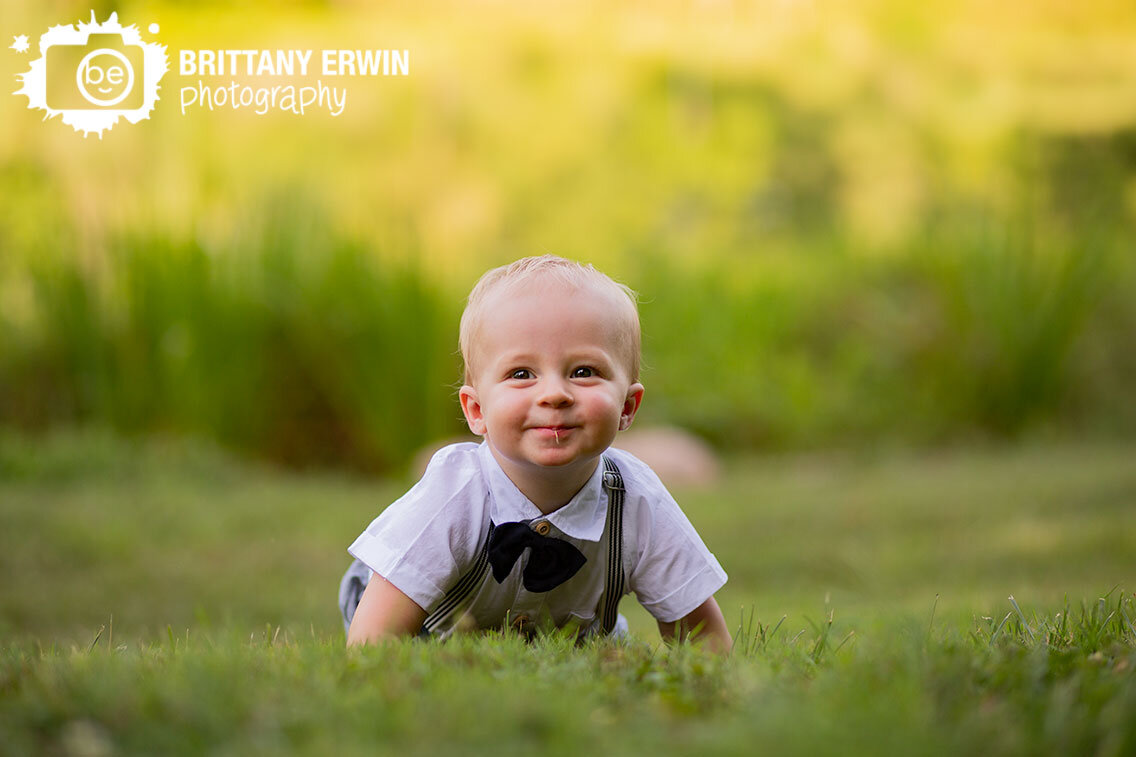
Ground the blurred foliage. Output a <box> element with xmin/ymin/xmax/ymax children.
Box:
<box><xmin>1</xmin><ymin>0</ymin><xmax>1134</xmax><ymax>470</ymax></box>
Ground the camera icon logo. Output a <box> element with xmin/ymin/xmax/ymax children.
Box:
<box><xmin>47</xmin><ymin>34</ymin><xmax>145</xmax><ymax>110</ymax></box>
<box><xmin>14</xmin><ymin>12</ymin><xmax>168</xmax><ymax>138</ymax></box>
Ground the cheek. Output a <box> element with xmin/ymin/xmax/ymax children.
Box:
<box><xmin>482</xmin><ymin>392</ymin><xmax>526</xmax><ymax>422</ymax></box>
<box><xmin>581</xmin><ymin>390</ymin><xmax>623</xmax><ymax>418</ymax></box>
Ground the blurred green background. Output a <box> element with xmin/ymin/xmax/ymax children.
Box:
<box><xmin>3</xmin><ymin>0</ymin><xmax>1134</xmax><ymax>472</ymax></box>
<box><xmin>1</xmin><ymin>0</ymin><xmax>1134</xmax><ymax>645</ymax></box>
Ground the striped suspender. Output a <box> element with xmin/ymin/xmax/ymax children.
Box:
<box><xmin>422</xmin><ymin>523</ymin><xmax>495</xmax><ymax>633</ymax></box>
<box><xmin>420</xmin><ymin>456</ymin><xmax>627</xmax><ymax>636</ymax></box>
<box><xmin>599</xmin><ymin>456</ymin><xmax>626</xmax><ymax>635</ymax></box>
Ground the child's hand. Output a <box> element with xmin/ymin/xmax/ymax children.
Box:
<box><xmin>657</xmin><ymin>596</ymin><xmax>732</xmax><ymax>654</ymax></box>
<box><xmin>346</xmin><ymin>573</ymin><xmax>427</xmax><ymax>646</ymax></box>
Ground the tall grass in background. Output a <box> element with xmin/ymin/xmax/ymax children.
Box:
<box><xmin>633</xmin><ymin>220</ymin><xmax>1133</xmax><ymax>449</ymax></box>
<box><xmin>1</xmin><ymin>206</ymin><xmax>1132</xmax><ymax>472</ymax></box>
<box><xmin>0</xmin><ymin>195</ymin><xmax>464</xmax><ymax>472</ymax></box>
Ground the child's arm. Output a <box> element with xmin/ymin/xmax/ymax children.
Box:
<box><xmin>346</xmin><ymin>572</ymin><xmax>427</xmax><ymax>646</ymax></box>
<box><xmin>657</xmin><ymin>596</ymin><xmax>732</xmax><ymax>654</ymax></box>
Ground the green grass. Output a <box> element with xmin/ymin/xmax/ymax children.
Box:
<box><xmin>2</xmin><ymin>598</ymin><xmax>1133</xmax><ymax>756</ymax></box>
<box><xmin>3</xmin><ymin>430</ymin><xmax>1134</xmax><ymax>644</ymax></box>
<box><xmin>1</xmin><ymin>431</ymin><xmax>1135</xmax><ymax>753</ymax></box>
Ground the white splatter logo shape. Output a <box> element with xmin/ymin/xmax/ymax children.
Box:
<box><xmin>14</xmin><ymin>11</ymin><xmax>168</xmax><ymax>138</ymax></box>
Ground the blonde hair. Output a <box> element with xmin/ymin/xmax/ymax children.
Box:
<box><xmin>459</xmin><ymin>255</ymin><xmax>641</xmax><ymax>383</ymax></box>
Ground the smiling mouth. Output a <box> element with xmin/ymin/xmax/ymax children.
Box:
<box><xmin>531</xmin><ymin>425</ymin><xmax>576</xmax><ymax>441</ymax></box>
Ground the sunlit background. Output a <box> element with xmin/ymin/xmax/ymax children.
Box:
<box><xmin>4</xmin><ymin>0</ymin><xmax>1134</xmax><ymax>469</ymax></box>
<box><xmin>1</xmin><ymin>0</ymin><xmax>1134</xmax><ymax>643</ymax></box>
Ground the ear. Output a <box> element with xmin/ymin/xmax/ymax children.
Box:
<box><xmin>459</xmin><ymin>385</ymin><xmax>487</xmax><ymax>436</ymax></box>
<box><xmin>619</xmin><ymin>383</ymin><xmax>645</xmax><ymax>431</ymax></box>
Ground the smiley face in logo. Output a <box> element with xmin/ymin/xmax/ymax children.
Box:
<box><xmin>76</xmin><ymin>48</ymin><xmax>135</xmax><ymax>107</ymax></box>
<box><xmin>16</xmin><ymin>11</ymin><xmax>169</xmax><ymax>136</ymax></box>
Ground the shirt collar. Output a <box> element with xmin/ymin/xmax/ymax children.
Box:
<box><xmin>477</xmin><ymin>442</ymin><xmax>609</xmax><ymax>542</ymax></box>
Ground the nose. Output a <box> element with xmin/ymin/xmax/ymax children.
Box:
<box><xmin>536</xmin><ymin>375</ymin><xmax>573</xmax><ymax>407</ymax></box>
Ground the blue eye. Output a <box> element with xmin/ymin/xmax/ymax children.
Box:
<box><xmin>571</xmin><ymin>366</ymin><xmax>595</xmax><ymax>378</ymax></box>
<box><xmin>509</xmin><ymin>369</ymin><xmax>533</xmax><ymax>380</ymax></box>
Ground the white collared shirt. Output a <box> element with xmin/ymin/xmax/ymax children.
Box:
<box><xmin>348</xmin><ymin>442</ymin><xmax>727</xmax><ymax>637</ymax></box>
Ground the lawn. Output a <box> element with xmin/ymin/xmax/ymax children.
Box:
<box><xmin>1</xmin><ymin>431</ymin><xmax>1134</xmax><ymax>754</ymax></box>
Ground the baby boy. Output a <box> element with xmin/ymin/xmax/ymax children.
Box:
<box><xmin>340</xmin><ymin>255</ymin><xmax>731</xmax><ymax>651</ymax></box>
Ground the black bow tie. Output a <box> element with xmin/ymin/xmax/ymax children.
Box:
<box><xmin>487</xmin><ymin>521</ymin><xmax>587</xmax><ymax>593</ymax></box>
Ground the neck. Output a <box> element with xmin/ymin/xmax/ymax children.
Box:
<box><xmin>488</xmin><ymin>448</ymin><xmax>599</xmax><ymax>514</ymax></box>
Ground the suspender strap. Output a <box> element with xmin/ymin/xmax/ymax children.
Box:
<box><xmin>422</xmin><ymin>522</ymin><xmax>495</xmax><ymax>633</ymax></box>
<box><xmin>599</xmin><ymin>456</ymin><xmax>626</xmax><ymax>635</ymax></box>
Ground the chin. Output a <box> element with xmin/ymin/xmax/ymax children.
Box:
<box><xmin>529</xmin><ymin>452</ymin><xmax>579</xmax><ymax>468</ymax></box>
<box><xmin>524</xmin><ymin>446</ymin><xmax>589</xmax><ymax>468</ymax></box>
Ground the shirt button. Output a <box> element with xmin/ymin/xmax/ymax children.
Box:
<box><xmin>532</xmin><ymin>520</ymin><xmax>552</xmax><ymax>536</ymax></box>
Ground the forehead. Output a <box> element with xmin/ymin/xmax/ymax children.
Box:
<box><xmin>473</xmin><ymin>282</ymin><xmax>629</xmax><ymax>360</ymax></box>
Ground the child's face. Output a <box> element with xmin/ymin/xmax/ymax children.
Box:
<box><xmin>459</xmin><ymin>282</ymin><xmax>644</xmax><ymax>479</ymax></box>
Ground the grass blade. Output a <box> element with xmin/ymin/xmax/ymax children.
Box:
<box><xmin>1008</xmin><ymin>595</ymin><xmax>1035</xmax><ymax>643</ymax></box>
